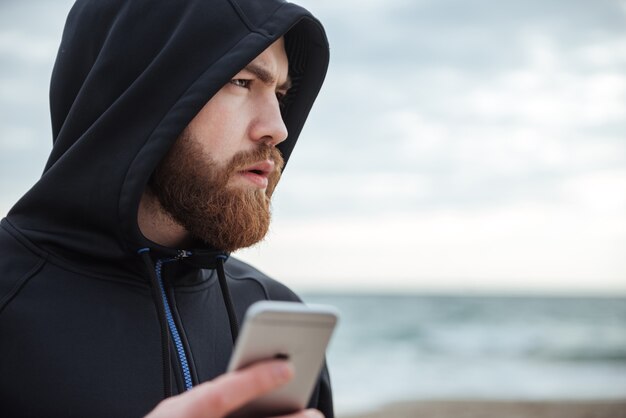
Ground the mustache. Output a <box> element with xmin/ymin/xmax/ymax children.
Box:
<box><xmin>227</xmin><ymin>145</ymin><xmax>285</xmax><ymax>176</ymax></box>
<box><xmin>224</xmin><ymin>144</ymin><xmax>285</xmax><ymax>197</ymax></box>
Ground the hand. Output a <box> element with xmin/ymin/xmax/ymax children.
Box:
<box><xmin>144</xmin><ymin>360</ymin><xmax>324</xmax><ymax>418</ymax></box>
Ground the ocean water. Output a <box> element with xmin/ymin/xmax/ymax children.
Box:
<box><xmin>301</xmin><ymin>293</ymin><xmax>626</xmax><ymax>415</ymax></box>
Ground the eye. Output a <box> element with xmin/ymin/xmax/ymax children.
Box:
<box><xmin>230</xmin><ymin>79</ymin><xmax>251</xmax><ymax>88</ymax></box>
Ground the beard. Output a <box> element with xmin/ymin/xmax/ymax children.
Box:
<box><xmin>149</xmin><ymin>129</ymin><xmax>284</xmax><ymax>252</ymax></box>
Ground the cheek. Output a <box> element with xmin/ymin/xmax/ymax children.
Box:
<box><xmin>188</xmin><ymin>103</ymin><xmax>248</xmax><ymax>161</ymax></box>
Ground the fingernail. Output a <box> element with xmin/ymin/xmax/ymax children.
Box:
<box><xmin>305</xmin><ymin>410</ymin><xmax>324</xmax><ymax>418</ymax></box>
<box><xmin>272</xmin><ymin>362</ymin><xmax>293</xmax><ymax>382</ymax></box>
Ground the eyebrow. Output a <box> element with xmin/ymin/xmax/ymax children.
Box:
<box><xmin>243</xmin><ymin>62</ymin><xmax>292</xmax><ymax>92</ymax></box>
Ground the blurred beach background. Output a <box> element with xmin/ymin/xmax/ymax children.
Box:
<box><xmin>304</xmin><ymin>293</ymin><xmax>626</xmax><ymax>417</ymax></box>
<box><xmin>1</xmin><ymin>0</ymin><xmax>625</xmax><ymax>417</ymax></box>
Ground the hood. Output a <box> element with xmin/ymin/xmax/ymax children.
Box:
<box><xmin>7</xmin><ymin>0</ymin><xmax>329</xmax><ymax>274</ymax></box>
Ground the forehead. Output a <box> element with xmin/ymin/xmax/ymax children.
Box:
<box><xmin>247</xmin><ymin>37</ymin><xmax>289</xmax><ymax>83</ymax></box>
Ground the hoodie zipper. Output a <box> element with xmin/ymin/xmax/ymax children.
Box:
<box><xmin>155</xmin><ymin>255</ymin><xmax>193</xmax><ymax>391</ymax></box>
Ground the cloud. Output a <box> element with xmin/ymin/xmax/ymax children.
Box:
<box><xmin>283</xmin><ymin>4</ymin><xmax>626</xmax><ymax>228</ymax></box>
<box><xmin>559</xmin><ymin>169</ymin><xmax>626</xmax><ymax>215</ymax></box>
<box><xmin>237</xmin><ymin>201</ymin><xmax>626</xmax><ymax>292</ymax></box>
<box><xmin>0</xmin><ymin>1</ymin><xmax>72</xmax><ymax>215</ymax></box>
<box><xmin>1</xmin><ymin>0</ymin><xmax>624</xmax><ymax>291</ymax></box>
<box><xmin>0</xmin><ymin>30</ymin><xmax>60</xmax><ymax>64</ymax></box>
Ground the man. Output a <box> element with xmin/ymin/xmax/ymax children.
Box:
<box><xmin>0</xmin><ymin>0</ymin><xmax>331</xmax><ymax>417</ymax></box>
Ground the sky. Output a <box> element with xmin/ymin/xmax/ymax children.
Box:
<box><xmin>1</xmin><ymin>0</ymin><xmax>625</xmax><ymax>294</ymax></box>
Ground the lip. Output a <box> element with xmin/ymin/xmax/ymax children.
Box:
<box><xmin>237</xmin><ymin>159</ymin><xmax>275</xmax><ymax>189</ymax></box>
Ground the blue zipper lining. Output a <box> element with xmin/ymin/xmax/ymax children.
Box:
<box><xmin>155</xmin><ymin>258</ymin><xmax>193</xmax><ymax>391</ymax></box>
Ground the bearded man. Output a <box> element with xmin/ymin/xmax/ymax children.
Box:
<box><xmin>0</xmin><ymin>0</ymin><xmax>332</xmax><ymax>417</ymax></box>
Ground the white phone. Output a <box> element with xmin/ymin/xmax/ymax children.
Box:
<box><xmin>226</xmin><ymin>300</ymin><xmax>339</xmax><ymax>418</ymax></box>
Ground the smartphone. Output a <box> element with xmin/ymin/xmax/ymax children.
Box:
<box><xmin>226</xmin><ymin>300</ymin><xmax>339</xmax><ymax>418</ymax></box>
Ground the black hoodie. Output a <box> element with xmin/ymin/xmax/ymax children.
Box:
<box><xmin>0</xmin><ymin>0</ymin><xmax>331</xmax><ymax>416</ymax></box>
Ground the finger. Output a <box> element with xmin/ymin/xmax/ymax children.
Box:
<box><xmin>186</xmin><ymin>360</ymin><xmax>294</xmax><ymax>416</ymax></box>
<box><xmin>272</xmin><ymin>409</ymin><xmax>324</xmax><ymax>418</ymax></box>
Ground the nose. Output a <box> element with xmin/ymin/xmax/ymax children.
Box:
<box><xmin>249</xmin><ymin>96</ymin><xmax>289</xmax><ymax>147</ymax></box>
